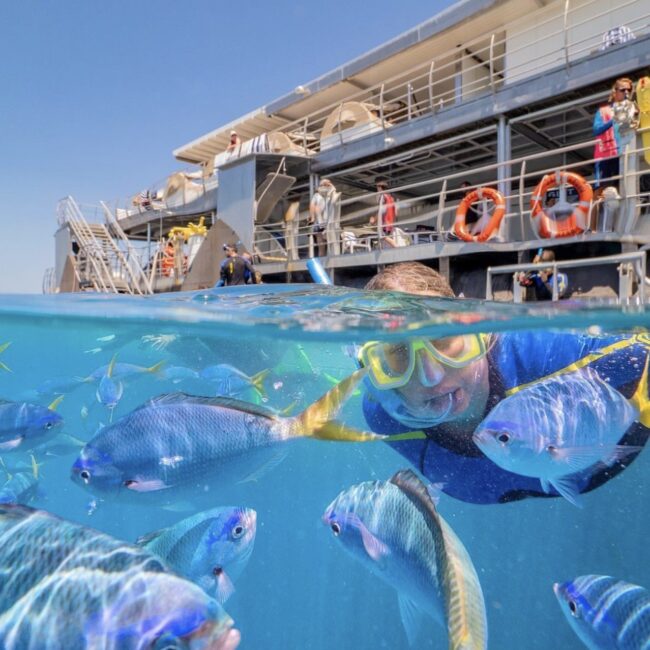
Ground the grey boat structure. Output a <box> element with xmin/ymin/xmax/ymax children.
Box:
<box><xmin>47</xmin><ymin>0</ymin><xmax>650</xmax><ymax>302</ymax></box>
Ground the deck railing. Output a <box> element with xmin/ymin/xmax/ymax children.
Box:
<box><xmin>258</xmin><ymin>0</ymin><xmax>650</xmax><ymax>158</ymax></box>
<box><xmin>486</xmin><ymin>251</ymin><xmax>647</xmax><ymax>304</ymax></box>
<box><xmin>252</xmin><ymin>126</ymin><xmax>650</xmax><ymax>262</ymax></box>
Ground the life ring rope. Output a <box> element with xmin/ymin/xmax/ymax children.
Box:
<box><xmin>530</xmin><ymin>171</ymin><xmax>593</xmax><ymax>238</ymax></box>
<box><xmin>453</xmin><ymin>187</ymin><xmax>506</xmax><ymax>242</ymax></box>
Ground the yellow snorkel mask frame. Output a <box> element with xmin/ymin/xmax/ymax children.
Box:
<box><xmin>359</xmin><ymin>333</ymin><xmax>488</xmax><ymax>390</ymax></box>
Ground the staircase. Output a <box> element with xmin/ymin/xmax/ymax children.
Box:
<box><xmin>57</xmin><ymin>197</ymin><xmax>152</xmax><ymax>295</ymax></box>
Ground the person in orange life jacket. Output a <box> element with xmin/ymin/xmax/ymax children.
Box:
<box><xmin>369</xmin><ymin>179</ymin><xmax>397</xmax><ymax>247</ymax></box>
<box><xmin>593</xmin><ymin>77</ymin><xmax>633</xmax><ymax>189</ymax></box>
<box><xmin>215</xmin><ymin>242</ymin><xmax>258</xmax><ymax>287</ymax></box>
<box><xmin>358</xmin><ymin>261</ymin><xmax>648</xmax><ymax>504</ymax></box>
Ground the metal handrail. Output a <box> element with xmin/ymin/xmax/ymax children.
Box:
<box><xmin>486</xmin><ymin>251</ymin><xmax>647</xmax><ymax>303</ymax></box>
<box><xmin>100</xmin><ymin>201</ymin><xmax>153</xmax><ymax>294</ymax></box>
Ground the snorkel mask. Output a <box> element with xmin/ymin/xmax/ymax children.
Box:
<box><xmin>358</xmin><ymin>334</ymin><xmax>488</xmax><ymax>427</ymax></box>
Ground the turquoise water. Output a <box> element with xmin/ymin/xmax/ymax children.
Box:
<box><xmin>0</xmin><ymin>285</ymin><xmax>649</xmax><ymax>649</ymax></box>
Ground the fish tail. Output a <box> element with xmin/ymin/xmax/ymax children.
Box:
<box><xmin>48</xmin><ymin>395</ymin><xmax>64</xmax><ymax>411</ymax></box>
<box><xmin>291</xmin><ymin>369</ymin><xmax>385</xmax><ymax>442</ymax></box>
<box><xmin>0</xmin><ymin>361</ymin><xmax>11</xmax><ymax>373</ymax></box>
<box><xmin>631</xmin><ymin>354</ymin><xmax>650</xmax><ymax>427</ymax></box>
<box><xmin>146</xmin><ymin>360</ymin><xmax>166</xmax><ymax>375</ymax></box>
<box><xmin>107</xmin><ymin>354</ymin><xmax>118</xmax><ymax>378</ymax></box>
<box><xmin>251</xmin><ymin>369</ymin><xmax>271</xmax><ymax>399</ymax></box>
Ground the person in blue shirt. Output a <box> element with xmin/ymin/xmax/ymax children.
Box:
<box><xmin>360</xmin><ymin>262</ymin><xmax>649</xmax><ymax>504</ymax></box>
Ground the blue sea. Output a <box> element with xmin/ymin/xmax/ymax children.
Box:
<box><xmin>0</xmin><ymin>284</ymin><xmax>649</xmax><ymax>649</ymax></box>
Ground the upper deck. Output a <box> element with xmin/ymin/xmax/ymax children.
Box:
<box><xmin>49</xmin><ymin>0</ymin><xmax>650</xmax><ymax>300</ymax></box>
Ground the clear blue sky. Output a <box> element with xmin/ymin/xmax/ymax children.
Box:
<box><xmin>0</xmin><ymin>0</ymin><xmax>454</xmax><ymax>293</ymax></box>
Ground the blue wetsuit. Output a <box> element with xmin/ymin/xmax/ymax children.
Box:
<box><xmin>363</xmin><ymin>332</ymin><xmax>650</xmax><ymax>504</ymax></box>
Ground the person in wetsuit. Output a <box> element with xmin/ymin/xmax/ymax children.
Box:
<box><xmin>216</xmin><ymin>242</ymin><xmax>259</xmax><ymax>287</ymax></box>
<box><xmin>359</xmin><ymin>261</ymin><xmax>649</xmax><ymax>504</ymax></box>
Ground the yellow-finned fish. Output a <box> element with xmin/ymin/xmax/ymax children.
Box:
<box><xmin>323</xmin><ymin>469</ymin><xmax>487</xmax><ymax>649</ymax></box>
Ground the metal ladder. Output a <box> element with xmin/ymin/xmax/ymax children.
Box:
<box><xmin>57</xmin><ymin>197</ymin><xmax>151</xmax><ymax>294</ymax></box>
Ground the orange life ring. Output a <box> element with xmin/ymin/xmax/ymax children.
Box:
<box><xmin>530</xmin><ymin>171</ymin><xmax>593</xmax><ymax>238</ymax></box>
<box><xmin>454</xmin><ymin>188</ymin><xmax>506</xmax><ymax>242</ymax></box>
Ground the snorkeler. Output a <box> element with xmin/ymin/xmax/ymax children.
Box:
<box><xmin>359</xmin><ymin>262</ymin><xmax>650</xmax><ymax>504</ymax></box>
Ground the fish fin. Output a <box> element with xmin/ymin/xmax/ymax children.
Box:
<box><xmin>146</xmin><ymin>360</ymin><xmax>166</xmax><ymax>375</ymax></box>
<box><xmin>0</xmin><ymin>342</ymin><xmax>11</xmax><ymax>354</ymax></box>
<box><xmin>145</xmin><ymin>393</ymin><xmax>279</xmax><ymax>420</ymax></box>
<box><xmin>0</xmin><ymin>503</ymin><xmax>37</xmax><ymax>520</ymax></box>
<box><xmin>391</xmin><ymin>469</ymin><xmax>488</xmax><ymax>649</ymax></box>
<box><xmin>96</xmin><ymin>335</ymin><xmax>115</xmax><ymax>342</ymax></box>
<box><xmin>359</xmin><ymin>522</ymin><xmax>390</xmax><ymax>561</ymax></box>
<box><xmin>107</xmin><ymin>354</ymin><xmax>118</xmax><ymax>378</ymax></box>
<box><xmin>397</xmin><ymin>594</ymin><xmax>424</xmax><ymax>647</ymax></box>
<box><xmin>548</xmin><ymin>445</ymin><xmax>613</xmax><ymax>472</ymax></box>
<box><xmin>250</xmin><ymin>369</ymin><xmax>270</xmax><ymax>399</ymax></box>
<box><xmin>279</xmin><ymin>400</ymin><xmax>298</xmax><ymax>416</ymax></box>
<box><xmin>385</xmin><ymin>430</ymin><xmax>428</xmax><ymax>442</ymax></box>
<box><xmin>124</xmin><ymin>478</ymin><xmax>170</xmax><ymax>493</ymax></box>
<box><xmin>136</xmin><ymin>528</ymin><xmax>167</xmax><ymax>546</ymax></box>
<box><xmin>426</xmin><ymin>482</ymin><xmax>445</xmax><ymax>507</ymax></box>
<box><xmin>549</xmin><ymin>476</ymin><xmax>584</xmax><ymax>507</ymax></box>
<box><xmin>0</xmin><ymin>362</ymin><xmax>11</xmax><ymax>373</ymax></box>
<box><xmin>540</xmin><ymin>478</ymin><xmax>552</xmax><ymax>494</ymax></box>
<box><xmin>216</xmin><ymin>570</ymin><xmax>235</xmax><ymax>604</ymax></box>
<box><xmin>602</xmin><ymin>445</ymin><xmax>644</xmax><ymax>468</ymax></box>
<box><xmin>630</xmin><ymin>354</ymin><xmax>650</xmax><ymax>427</ymax></box>
<box><xmin>292</xmin><ymin>369</ymin><xmax>384</xmax><ymax>441</ymax></box>
<box><xmin>29</xmin><ymin>454</ymin><xmax>43</xmax><ymax>479</ymax></box>
<box><xmin>0</xmin><ymin>438</ymin><xmax>23</xmax><ymax>451</ymax></box>
<box><xmin>48</xmin><ymin>395</ymin><xmax>64</xmax><ymax>411</ymax></box>
<box><xmin>239</xmin><ymin>449</ymin><xmax>288</xmax><ymax>484</ymax></box>
<box><xmin>323</xmin><ymin>373</ymin><xmax>339</xmax><ymax>386</ymax></box>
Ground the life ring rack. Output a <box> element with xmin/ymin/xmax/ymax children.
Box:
<box><xmin>453</xmin><ymin>187</ymin><xmax>506</xmax><ymax>242</ymax></box>
<box><xmin>530</xmin><ymin>171</ymin><xmax>593</xmax><ymax>238</ymax></box>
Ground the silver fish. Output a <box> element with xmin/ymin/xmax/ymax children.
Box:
<box><xmin>138</xmin><ymin>506</ymin><xmax>257</xmax><ymax>603</ymax></box>
<box><xmin>473</xmin><ymin>364</ymin><xmax>649</xmax><ymax>506</ymax></box>
<box><xmin>554</xmin><ymin>574</ymin><xmax>650</xmax><ymax>649</ymax></box>
<box><xmin>71</xmin><ymin>370</ymin><xmax>390</xmax><ymax>504</ymax></box>
<box><xmin>323</xmin><ymin>469</ymin><xmax>487</xmax><ymax>649</ymax></box>
<box><xmin>0</xmin><ymin>504</ymin><xmax>239</xmax><ymax>649</ymax></box>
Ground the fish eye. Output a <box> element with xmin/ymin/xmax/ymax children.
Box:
<box><xmin>123</xmin><ymin>479</ymin><xmax>137</xmax><ymax>487</ymax></box>
<box><xmin>231</xmin><ymin>525</ymin><xmax>245</xmax><ymax>539</ymax></box>
<box><xmin>44</xmin><ymin>422</ymin><xmax>53</xmax><ymax>430</ymax></box>
<box><xmin>213</xmin><ymin>566</ymin><xmax>223</xmax><ymax>576</ymax></box>
<box><xmin>331</xmin><ymin>522</ymin><xmax>341</xmax><ymax>536</ymax></box>
<box><xmin>568</xmin><ymin>600</ymin><xmax>578</xmax><ymax>616</ymax></box>
<box><xmin>497</xmin><ymin>432</ymin><xmax>510</xmax><ymax>444</ymax></box>
<box><xmin>547</xmin><ymin>444</ymin><xmax>557</xmax><ymax>455</ymax></box>
<box><xmin>80</xmin><ymin>470</ymin><xmax>91</xmax><ymax>482</ymax></box>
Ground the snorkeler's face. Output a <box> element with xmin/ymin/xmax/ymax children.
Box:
<box><xmin>393</xmin><ymin>351</ymin><xmax>490</xmax><ymax>425</ymax></box>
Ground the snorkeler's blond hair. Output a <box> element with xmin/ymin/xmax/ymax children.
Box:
<box><xmin>365</xmin><ymin>262</ymin><xmax>455</xmax><ymax>298</ymax></box>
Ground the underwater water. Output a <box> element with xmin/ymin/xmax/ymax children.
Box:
<box><xmin>0</xmin><ymin>284</ymin><xmax>649</xmax><ymax>649</ymax></box>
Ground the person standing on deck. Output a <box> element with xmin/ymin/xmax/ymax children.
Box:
<box><xmin>370</xmin><ymin>179</ymin><xmax>398</xmax><ymax>247</ymax></box>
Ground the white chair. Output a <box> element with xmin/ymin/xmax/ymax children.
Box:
<box><xmin>341</xmin><ymin>231</ymin><xmax>371</xmax><ymax>253</ymax></box>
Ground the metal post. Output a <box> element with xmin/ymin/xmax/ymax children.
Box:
<box><xmin>407</xmin><ymin>83</ymin><xmax>413</xmax><ymax>120</ymax></box>
<box><xmin>428</xmin><ymin>61</ymin><xmax>436</xmax><ymax>115</ymax></box>
<box><xmin>552</xmin><ymin>263</ymin><xmax>559</xmax><ymax>301</ymax></box>
<box><xmin>563</xmin><ymin>0</ymin><xmax>571</xmax><ymax>70</ymax></box>
<box><xmin>437</xmin><ymin>179</ymin><xmax>448</xmax><ymax>234</ymax></box>
<box><xmin>497</xmin><ymin>115</ymin><xmax>512</xmax><ymax>227</ymax></box>
<box><xmin>379</xmin><ymin>84</ymin><xmax>386</xmax><ymax>132</ymax></box>
<box><xmin>519</xmin><ymin>159</ymin><xmax>527</xmax><ymax>238</ymax></box>
<box><xmin>486</xmin><ymin>268</ymin><xmax>493</xmax><ymax>300</ymax></box>
<box><xmin>489</xmin><ymin>34</ymin><xmax>496</xmax><ymax>92</ymax></box>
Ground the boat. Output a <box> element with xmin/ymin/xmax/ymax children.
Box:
<box><xmin>45</xmin><ymin>0</ymin><xmax>650</xmax><ymax>304</ymax></box>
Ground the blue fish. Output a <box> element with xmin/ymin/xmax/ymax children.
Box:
<box><xmin>95</xmin><ymin>355</ymin><xmax>124</xmax><ymax>413</ymax></box>
<box><xmin>0</xmin><ymin>504</ymin><xmax>239</xmax><ymax>649</ymax></box>
<box><xmin>0</xmin><ymin>397</ymin><xmax>63</xmax><ymax>451</ymax></box>
<box><xmin>71</xmin><ymin>371</ymin><xmax>389</xmax><ymax>505</ymax></box>
<box><xmin>0</xmin><ymin>471</ymin><xmax>39</xmax><ymax>505</ymax></box>
<box><xmin>159</xmin><ymin>365</ymin><xmax>200</xmax><ymax>384</ymax></box>
<box><xmin>200</xmin><ymin>364</ymin><xmax>270</xmax><ymax>399</ymax></box>
<box><xmin>554</xmin><ymin>574</ymin><xmax>650</xmax><ymax>649</ymax></box>
<box><xmin>84</xmin><ymin>358</ymin><xmax>165</xmax><ymax>382</ymax></box>
<box><xmin>323</xmin><ymin>470</ymin><xmax>487</xmax><ymax>648</ymax></box>
<box><xmin>473</xmin><ymin>363</ymin><xmax>650</xmax><ymax>506</ymax></box>
<box><xmin>138</xmin><ymin>506</ymin><xmax>257</xmax><ymax>603</ymax></box>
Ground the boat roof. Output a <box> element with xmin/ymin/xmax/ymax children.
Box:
<box><xmin>174</xmin><ymin>0</ymin><xmax>513</xmax><ymax>163</ymax></box>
